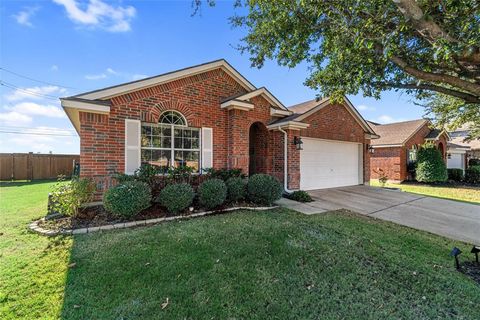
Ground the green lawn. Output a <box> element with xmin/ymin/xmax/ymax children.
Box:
<box><xmin>370</xmin><ymin>180</ymin><xmax>480</xmax><ymax>204</ymax></box>
<box><xmin>1</xmin><ymin>181</ymin><xmax>479</xmax><ymax>319</ymax></box>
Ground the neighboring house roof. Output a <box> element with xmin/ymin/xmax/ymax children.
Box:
<box><xmin>278</xmin><ymin>97</ymin><xmax>378</xmax><ymax>136</ymax></box>
<box><xmin>447</xmin><ymin>142</ymin><xmax>470</xmax><ymax>150</ymax></box>
<box><xmin>367</xmin><ymin>119</ymin><xmax>428</xmax><ymax>147</ymax></box>
<box><xmin>449</xmin><ymin>131</ymin><xmax>480</xmax><ymax>150</ymax></box>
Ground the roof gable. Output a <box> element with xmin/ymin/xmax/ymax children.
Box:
<box><xmin>285</xmin><ymin>97</ymin><xmax>377</xmax><ymax>136</ymax></box>
<box><xmin>72</xmin><ymin>59</ymin><xmax>256</xmax><ymax>100</ymax></box>
<box><xmin>222</xmin><ymin>87</ymin><xmax>288</xmax><ymax>111</ymax></box>
<box><xmin>369</xmin><ymin>119</ymin><xmax>429</xmax><ymax>146</ymax></box>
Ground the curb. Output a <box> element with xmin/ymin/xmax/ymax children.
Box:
<box><xmin>28</xmin><ymin>206</ymin><xmax>278</xmax><ymax>237</ymax></box>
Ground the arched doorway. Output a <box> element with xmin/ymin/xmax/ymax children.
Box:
<box><xmin>438</xmin><ymin>142</ymin><xmax>445</xmax><ymax>159</ymax></box>
<box><xmin>249</xmin><ymin>122</ymin><xmax>268</xmax><ymax>176</ymax></box>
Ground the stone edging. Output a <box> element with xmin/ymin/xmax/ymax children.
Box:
<box><xmin>28</xmin><ymin>206</ymin><xmax>278</xmax><ymax>237</ymax></box>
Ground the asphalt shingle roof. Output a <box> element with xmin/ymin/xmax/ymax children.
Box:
<box><xmin>367</xmin><ymin>119</ymin><xmax>427</xmax><ymax>146</ymax></box>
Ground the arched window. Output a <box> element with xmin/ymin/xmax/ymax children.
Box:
<box><xmin>141</xmin><ymin>110</ymin><xmax>200</xmax><ymax>173</ymax></box>
<box><xmin>159</xmin><ymin>110</ymin><xmax>187</xmax><ymax>126</ymax></box>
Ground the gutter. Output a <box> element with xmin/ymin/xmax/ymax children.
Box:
<box><xmin>278</xmin><ymin>127</ymin><xmax>293</xmax><ymax>193</ymax></box>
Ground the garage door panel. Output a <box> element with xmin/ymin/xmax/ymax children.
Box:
<box><xmin>300</xmin><ymin>138</ymin><xmax>361</xmax><ymax>190</ymax></box>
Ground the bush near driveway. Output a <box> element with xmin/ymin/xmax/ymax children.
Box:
<box><xmin>157</xmin><ymin>183</ymin><xmax>195</xmax><ymax>214</ymax></box>
<box><xmin>285</xmin><ymin>190</ymin><xmax>313</xmax><ymax>202</ymax></box>
<box><xmin>103</xmin><ymin>181</ymin><xmax>151</xmax><ymax>218</ymax></box>
<box><xmin>247</xmin><ymin>174</ymin><xmax>283</xmax><ymax>205</ymax></box>
<box><xmin>198</xmin><ymin>178</ymin><xmax>227</xmax><ymax>209</ymax></box>
<box><xmin>415</xmin><ymin>143</ymin><xmax>448</xmax><ymax>183</ymax></box>
<box><xmin>465</xmin><ymin>166</ymin><xmax>480</xmax><ymax>184</ymax></box>
<box><xmin>447</xmin><ymin>168</ymin><xmax>464</xmax><ymax>182</ymax></box>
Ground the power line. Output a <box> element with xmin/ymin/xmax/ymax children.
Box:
<box><xmin>0</xmin><ymin>67</ymin><xmax>76</xmax><ymax>89</ymax></box>
<box><xmin>0</xmin><ymin>130</ymin><xmax>78</xmax><ymax>137</ymax></box>
<box><xmin>0</xmin><ymin>81</ymin><xmax>61</xmax><ymax>101</ymax></box>
<box><xmin>0</xmin><ymin>125</ymin><xmax>76</xmax><ymax>132</ymax></box>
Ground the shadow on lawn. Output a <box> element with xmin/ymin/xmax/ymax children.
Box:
<box><xmin>460</xmin><ymin>261</ymin><xmax>480</xmax><ymax>285</ymax></box>
<box><xmin>0</xmin><ymin>179</ymin><xmax>57</xmax><ymax>188</ymax></box>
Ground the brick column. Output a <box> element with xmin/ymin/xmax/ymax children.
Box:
<box><xmin>286</xmin><ymin>129</ymin><xmax>300</xmax><ymax>189</ymax></box>
<box><xmin>227</xmin><ymin>109</ymin><xmax>249</xmax><ymax>173</ymax></box>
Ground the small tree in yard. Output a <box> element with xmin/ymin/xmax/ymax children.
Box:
<box><xmin>415</xmin><ymin>143</ymin><xmax>447</xmax><ymax>183</ymax></box>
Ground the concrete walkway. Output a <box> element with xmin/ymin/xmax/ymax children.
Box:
<box><xmin>277</xmin><ymin>185</ymin><xmax>480</xmax><ymax>244</ymax></box>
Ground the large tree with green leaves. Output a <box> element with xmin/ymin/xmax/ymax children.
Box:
<box><xmin>197</xmin><ymin>0</ymin><xmax>480</xmax><ymax>136</ymax></box>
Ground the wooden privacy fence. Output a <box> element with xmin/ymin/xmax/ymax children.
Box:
<box><xmin>0</xmin><ymin>153</ymin><xmax>80</xmax><ymax>180</ymax></box>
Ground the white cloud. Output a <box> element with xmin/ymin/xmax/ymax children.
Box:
<box><xmin>53</xmin><ymin>0</ymin><xmax>136</xmax><ymax>32</ymax></box>
<box><xmin>51</xmin><ymin>65</ymin><xmax>59</xmax><ymax>71</ymax></box>
<box><xmin>357</xmin><ymin>104</ymin><xmax>375</xmax><ymax>112</ymax></box>
<box><xmin>376</xmin><ymin>115</ymin><xmax>406</xmax><ymax>124</ymax></box>
<box><xmin>6</xmin><ymin>102</ymin><xmax>66</xmax><ymax>118</ymax></box>
<box><xmin>106</xmin><ymin>68</ymin><xmax>118</xmax><ymax>75</ymax></box>
<box><xmin>13</xmin><ymin>7</ymin><xmax>39</xmax><ymax>27</ymax></box>
<box><xmin>0</xmin><ymin>111</ymin><xmax>33</xmax><ymax>126</ymax></box>
<box><xmin>0</xmin><ymin>126</ymin><xmax>78</xmax><ymax>153</ymax></box>
<box><xmin>4</xmin><ymin>85</ymin><xmax>66</xmax><ymax>102</ymax></box>
<box><xmin>85</xmin><ymin>73</ymin><xmax>107</xmax><ymax>80</ymax></box>
<box><xmin>132</xmin><ymin>74</ymin><xmax>148</xmax><ymax>81</ymax></box>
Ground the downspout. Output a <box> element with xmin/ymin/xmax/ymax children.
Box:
<box><xmin>278</xmin><ymin>127</ymin><xmax>293</xmax><ymax>193</ymax></box>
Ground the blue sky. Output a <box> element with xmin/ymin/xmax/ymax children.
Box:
<box><xmin>1</xmin><ymin>0</ymin><xmax>425</xmax><ymax>154</ymax></box>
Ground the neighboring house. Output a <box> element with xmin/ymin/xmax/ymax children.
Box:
<box><xmin>368</xmin><ymin>119</ymin><xmax>449</xmax><ymax>182</ymax></box>
<box><xmin>448</xmin><ymin>124</ymin><xmax>480</xmax><ymax>170</ymax></box>
<box><xmin>60</xmin><ymin>59</ymin><xmax>377</xmax><ymax>195</ymax></box>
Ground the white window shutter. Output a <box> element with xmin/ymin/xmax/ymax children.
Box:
<box><xmin>201</xmin><ymin>127</ymin><xmax>213</xmax><ymax>172</ymax></box>
<box><xmin>125</xmin><ymin>119</ymin><xmax>141</xmax><ymax>174</ymax></box>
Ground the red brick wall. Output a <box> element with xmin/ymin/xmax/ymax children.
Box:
<box><xmin>370</xmin><ymin>147</ymin><xmax>403</xmax><ymax>181</ymax></box>
<box><xmin>369</xmin><ymin>123</ymin><xmax>449</xmax><ymax>182</ymax></box>
<box><xmin>299</xmin><ymin>103</ymin><xmax>370</xmax><ymax>183</ymax></box>
<box><xmin>79</xmin><ymin>69</ymin><xmax>289</xmax><ymax>193</ymax></box>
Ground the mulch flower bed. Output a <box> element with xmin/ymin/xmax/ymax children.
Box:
<box><xmin>38</xmin><ymin>200</ymin><xmax>261</xmax><ymax>232</ymax></box>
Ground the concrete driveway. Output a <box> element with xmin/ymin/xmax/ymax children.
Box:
<box><xmin>277</xmin><ymin>185</ymin><xmax>480</xmax><ymax>244</ymax></box>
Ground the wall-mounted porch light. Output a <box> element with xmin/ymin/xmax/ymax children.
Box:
<box><xmin>450</xmin><ymin>247</ymin><xmax>462</xmax><ymax>269</ymax></box>
<box><xmin>293</xmin><ymin>136</ymin><xmax>303</xmax><ymax>150</ymax></box>
<box><xmin>367</xmin><ymin>144</ymin><xmax>375</xmax><ymax>154</ymax></box>
<box><xmin>447</xmin><ymin>153</ymin><xmax>452</xmax><ymax>159</ymax></box>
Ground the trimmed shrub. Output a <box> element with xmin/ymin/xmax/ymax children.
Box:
<box><xmin>285</xmin><ymin>190</ymin><xmax>312</xmax><ymax>203</ymax></box>
<box><xmin>247</xmin><ymin>174</ymin><xmax>283</xmax><ymax>205</ymax></box>
<box><xmin>447</xmin><ymin>168</ymin><xmax>464</xmax><ymax>182</ymax></box>
<box><xmin>415</xmin><ymin>144</ymin><xmax>448</xmax><ymax>183</ymax></box>
<box><xmin>465</xmin><ymin>166</ymin><xmax>480</xmax><ymax>184</ymax></box>
<box><xmin>50</xmin><ymin>177</ymin><xmax>95</xmax><ymax>217</ymax></box>
<box><xmin>103</xmin><ymin>181</ymin><xmax>151</xmax><ymax>218</ymax></box>
<box><xmin>468</xmin><ymin>158</ymin><xmax>480</xmax><ymax>166</ymax></box>
<box><xmin>205</xmin><ymin>168</ymin><xmax>246</xmax><ymax>181</ymax></box>
<box><xmin>225</xmin><ymin>177</ymin><xmax>246</xmax><ymax>202</ymax></box>
<box><xmin>157</xmin><ymin>183</ymin><xmax>195</xmax><ymax>214</ymax></box>
<box><xmin>198</xmin><ymin>178</ymin><xmax>227</xmax><ymax>209</ymax></box>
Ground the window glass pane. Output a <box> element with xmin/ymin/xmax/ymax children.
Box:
<box><xmin>150</xmin><ymin>150</ymin><xmax>170</xmax><ymax>170</ymax></box>
<box><xmin>160</xmin><ymin>111</ymin><xmax>186</xmax><ymax>126</ymax></box>
<box><xmin>186</xmin><ymin>151</ymin><xmax>200</xmax><ymax>172</ymax></box>
<box><xmin>173</xmin><ymin>150</ymin><xmax>185</xmax><ymax>168</ymax></box>
<box><xmin>152</xmin><ymin>126</ymin><xmax>162</xmax><ymax>136</ymax></box>
<box><xmin>141</xmin><ymin>135</ymin><xmax>151</xmax><ymax>147</ymax></box>
<box><xmin>191</xmin><ymin>129</ymin><xmax>199</xmax><ymax>139</ymax></box>
<box><xmin>174</xmin><ymin>127</ymin><xmax>182</xmax><ymax>137</ymax></box>
<box><xmin>142</xmin><ymin>125</ymin><xmax>152</xmax><ymax>135</ymax></box>
<box><xmin>152</xmin><ymin>136</ymin><xmax>161</xmax><ymax>147</ymax></box>
<box><xmin>183</xmin><ymin>138</ymin><xmax>192</xmax><ymax>149</ymax></box>
<box><xmin>141</xmin><ymin>149</ymin><xmax>151</xmax><ymax>162</ymax></box>
<box><xmin>183</xmin><ymin>129</ymin><xmax>192</xmax><ymax>138</ymax></box>
<box><xmin>162</xmin><ymin>137</ymin><xmax>171</xmax><ymax>148</ymax></box>
<box><xmin>191</xmin><ymin>138</ymin><xmax>199</xmax><ymax>149</ymax></box>
<box><xmin>162</xmin><ymin>126</ymin><xmax>171</xmax><ymax>137</ymax></box>
<box><xmin>174</xmin><ymin>137</ymin><xmax>182</xmax><ymax>148</ymax></box>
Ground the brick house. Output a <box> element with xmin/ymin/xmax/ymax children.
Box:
<box><xmin>61</xmin><ymin>60</ymin><xmax>377</xmax><ymax>194</ymax></box>
<box><xmin>368</xmin><ymin>119</ymin><xmax>449</xmax><ymax>182</ymax></box>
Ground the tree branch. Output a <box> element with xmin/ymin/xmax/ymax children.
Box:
<box><xmin>392</xmin><ymin>0</ymin><xmax>457</xmax><ymax>43</ymax></box>
<box><xmin>376</xmin><ymin>81</ymin><xmax>480</xmax><ymax>103</ymax></box>
<box><xmin>390</xmin><ymin>55</ymin><xmax>480</xmax><ymax>96</ymax></box>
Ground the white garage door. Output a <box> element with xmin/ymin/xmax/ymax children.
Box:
<box><xmin>300</xmin><ymin>138</ymin><xmax>362</xmax><ymax>190</ymax></box>
<box><xmin>447</xmin><ymin>153</ymin><xmax>465</xmax><ymax>170</ymax></box>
